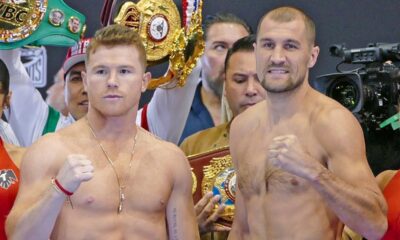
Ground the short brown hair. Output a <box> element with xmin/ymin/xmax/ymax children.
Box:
<box><xmin>203</xmin><ymin>13</ymin><xmax>251</xmax><ymax>41</ymax></box>
<box><xmin>87</xmin><ymin>24</ymin><xmax>147</xmax><ymax>68</ymax></box>
<box><xmin>257</xmin><ymin>6</ymin><xmax>316</xmax><ymax>46</ymax></box>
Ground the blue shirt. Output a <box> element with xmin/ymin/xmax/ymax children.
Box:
<box><xmin>179</xmin><ymin>83</ymin><xmax>214</xmax><ymax>144</ymax></box>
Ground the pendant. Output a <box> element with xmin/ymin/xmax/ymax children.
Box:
<box><xmin>118</xmin><ymin>191</ymin><xmax>125</xmax><ymax>214</ymax></box>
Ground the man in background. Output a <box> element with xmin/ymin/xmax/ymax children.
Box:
<box><xmin>46</xmin><ymin>68</ymin><xmax>69</xmax><ymax>116</ymax></box>
<box><xmin>138</xmin><ymin>13</ymin><xmax>251</xmax><ymax>144</ymax></box>
<box><xmin>180</xmin><ymin>34</ymin><xmax>266</xmax><ymax>240</ymax></box>
<box><xmin>181</xmin><ymin>34</ymin><xmax>266</xmax><ymax>155</ymax></box>
<box><xmin>0</xmin><ymin>38</ymin><xmax>89</xmax><ymax>146</ymax></box>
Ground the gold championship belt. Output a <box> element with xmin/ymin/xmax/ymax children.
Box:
<box><xmin>0</xmin><ymin>0</ymin><xmax>86</xmax><ymax>49</ymax></box>
<box><xmin>188</xmin><ymin>147</ymin><xmax>236</xmax><ymax>227</ymax></box>
<box><xmin>101</xmin><ymin>0</ymin><xmax>204</xmax><ymax>89</ymax></box>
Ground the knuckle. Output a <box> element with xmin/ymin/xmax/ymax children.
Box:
<box><xmin>209</xmin><ymin>214</ymin><xmax>219</xmax><ymax>222</ymax></box>
<box><xmin>204</xmin><ymin>208</ymin><xmax>213</xmax><ymax>215</ymax></box>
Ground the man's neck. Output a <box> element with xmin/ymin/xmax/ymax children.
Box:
<box><xmin>266</xmin><ymin>81</ymin><xmax>311</xmax><ymax>123</ymax></box>
<box><xmin>85</xmin><ymin>109</ymin><xmax>138</xmax><ymax>141</ymax></box>
<box><xmin>200</xmin><ymin>84</ymin><xmax>221</xmax><ymax>125</ymax></box>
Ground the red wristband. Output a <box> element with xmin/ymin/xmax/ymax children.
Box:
<box><xmin>53</xmin><ymin>178</ymin><xmax>74</xmax><ymax>196</ymax></box>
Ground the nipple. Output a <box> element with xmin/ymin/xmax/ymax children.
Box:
<box><xmin>86</xmin><ymin>196</ymin><xmax>95</xmax><ymax>204</ymax></box>
<box><xmin>290</xmin><ymin>178</ymin><xmax>299</xmax><ymax>186</ymax></box>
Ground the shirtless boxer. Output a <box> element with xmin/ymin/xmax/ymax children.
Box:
<box><xmin>228</xmin><ymin>6</ymin><xmax>387</xmax><ymax>240</ymax></box>
<box><xmin>6</xmin><ymin>24</ymin><xmax>199</xmax><ymax>240</ymax></box>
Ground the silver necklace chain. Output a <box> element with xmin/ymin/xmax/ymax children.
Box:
<box><xmin>86</xmin><ymin>117</ymin><xmax>138</xmax><ymax>214</ymax></box>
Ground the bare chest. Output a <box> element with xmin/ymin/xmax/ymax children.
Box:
<box><xmin>237</xmin><ymin>117</ymin><xmax>326</xmax><ymax>196</ymax></box>
<box><xmin>62</xmin><ymin>146</ymin><xmax>172</xmax><ymax>214</ymax></box>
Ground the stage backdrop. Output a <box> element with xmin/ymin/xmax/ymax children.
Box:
<box><xmin>42</xmin><ymin>0</ymin><xmax>400</xmax><ymax>173</ymax></box>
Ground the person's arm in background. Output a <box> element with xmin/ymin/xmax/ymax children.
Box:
<box><xmin>141</xmin><ymin>61</ymin><xmax>202</xmax><ymax>144</ymax></box>
<box><xmin>0</xmin><ymin>119</ymin><xmax>20</xmax><ymax>146</ymax></box>
<box><xmin>0</xmin><ymin>48</ymin><xmax>53</xmax><ymax>146</ymax></box>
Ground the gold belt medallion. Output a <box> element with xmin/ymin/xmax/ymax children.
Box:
<box><xmin>0</xmin><ymin>0</ymin><xmax>47</xmax><ymax>43</ymax></box>
<box><xmin>202</xmin><ymin>155</ymin><xmax>236</xmax><ymax>224</ymax></box>
<box><xmin>114</xmin><ymin>0</ymin><xmax>180</xmax><ymax>63</ymax></box>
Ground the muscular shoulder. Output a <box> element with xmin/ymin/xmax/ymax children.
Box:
<box><xmin>231</xmin><ymin>101</ymin><xmax>266</xmax><ymax>138</ymax></box>
<box><xmin>138</xmin><ymin>128</ymin><xmax>188</xmax><ymax>164</ymax></box>
<box><xmin>315</xmin><ymin>103</ymin><xmax>361</xmax><ymax>135</ymax></box>
<box><xmin>25</xmin><ymin>119</ymin><xmax>87</xmax><ymax>162</ymax></box>
<box><xmin>311</xmin><ymin>95</ymin><xmax>365</xmax><ymax>155</ymax></box>
<box><xmin>138</xmin><ymin>129</ymin><xmax>191</xmax><ymax>183</ymax></box>
<box><xmin>20</xmin><ymin>132</ymin><xmax>67</xmax><ymax>179</ymax></box>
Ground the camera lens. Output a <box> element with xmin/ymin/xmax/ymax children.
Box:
<box><xmin>327</xmin><ymin>76</ymin><xmax>360</xmax><ymax>111</ymax></box>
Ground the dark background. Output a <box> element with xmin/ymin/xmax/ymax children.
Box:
<box><xmin>42</xmin><ymin>0</ymin><xmax>400</xmax><ymax>173</ymax></box>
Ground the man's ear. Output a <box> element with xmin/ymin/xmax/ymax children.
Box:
<box><xmin>308</xmin><ymin>46</ymin><xmax>320</xmax><ymax>68</ymax></box>
<box><xmin>81</xmin><ymin>71</ymin><xmax>88</xmax><ymax>91</ymax></box>
<box><xmin>4</xmin><ymin>91</ymin><xmax>11</xmax><ymax>109</ymax></box>
<box><xmin>223</xmin><ymin>82</ymin><xmax>227</xmax><ymax>98</ymax></box>
<box><xmin>222</xmin><ymin>74</ymin><xmax>227</xmax><ymax>97</ymax></box>
<box><xmin>142</xmin><ymin>72</ymin><xmax>151</xmax><ymax>92</ymax></box>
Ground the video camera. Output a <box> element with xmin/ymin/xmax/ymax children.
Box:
<box><xmin>311</xmin><ymin>43</ymin><xmax>400</xmax><ymax>130</ymax></box>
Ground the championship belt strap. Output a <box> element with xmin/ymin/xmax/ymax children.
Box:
<box><xmin>0</xmin><ymin>0</ymin><xmax>86</xmax><ymax>49</ymax></box>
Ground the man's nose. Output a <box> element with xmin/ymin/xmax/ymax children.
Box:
<box><xmin>270</xmin><ymin>47</ymin><xmax>286</xmax><ymax>65</ymax></box>
<box><xmin>106</xmin><ymin>71</ymin><xmax>119</xmax><ymax>88</ymax></box>
<box><xmin>245</xmin><ymin>79</ymin><xmax>258</xmax><ymax>97</ymax></box>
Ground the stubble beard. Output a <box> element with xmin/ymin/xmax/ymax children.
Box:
<box><xmin>261</xmin><ymin>72</ymin><xmax>305</xmax><ymax>94</ymax></box>
<box><xmin>204</xmin><ymin>73</ymin><xmax>224</xmax><ymax>99</ymax></box>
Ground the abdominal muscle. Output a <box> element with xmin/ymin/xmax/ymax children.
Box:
<box><xmin>244</xmin><ymin>179</ymin><xmax>342</xmax><ymax>240</ymax></box>
<box><xmin>51</xmin><ymin>206</ymin><xmax>168</xmax><ymax>240</ymax></box>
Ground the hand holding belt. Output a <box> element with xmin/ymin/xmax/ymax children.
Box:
<box><xmin>188</xmin><ymin>146</ymin><xmax>236</xmax><ymax>227</ymax></box>
<box><xmin>0</xmin><ymin>0</ymin><xmax>86</xmax><ymax>49</ymax></box>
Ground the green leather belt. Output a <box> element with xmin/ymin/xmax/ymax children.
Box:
<box><xmin>0</xmin><ymin>0</ymin><xmax>86</xmax><ymax>49</ymax></box>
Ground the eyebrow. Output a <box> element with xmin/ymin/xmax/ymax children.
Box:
<box><xmin>258</xmin><ymin>37</ymin><xmax>273</xmax><ymax>43</ymax></box>
<box><xmin>211</xmin><ymin>41</ymin><xmax>228</xmax><ymax>45</ymax></box>
<box><xmin>118</xmin><ymin>65</ymin><xmax>136</xmax><ymax>69</ymax></box>
<box><xmin>232</xmin><ymin>72</ymin><xmax>253</xmax><ymax>78</ymax></box>
<box><xmin>258</xmin><ymin>38</ymin><xmax>300</xmax><ymax>45</ymax></box>
<box><xmin>92</xmin><ymin>64</ymin><xmax>135</xmax><ymax>69</ymax></box>
<box><xmin>68</xmin><ymin>70</ymin><xmax>82</xmax><ymax>76</ymax></box>
<box><xmin>285</xmin><ymin>39</ymin><xmax>301</xmax><ymax>45</ymax></box>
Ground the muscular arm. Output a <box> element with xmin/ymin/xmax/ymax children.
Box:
<box><xmin>309</xmin><ymin>108</ymin><xmax>387</xmax><ymax>240</ymax></box>
<box><xmin>342</xmin><ymin>170</ymin><xmax>396</xmax><ymax>240</ymax></box>
<box><xmin>228</xmin><ymin>117</ymin><xmax>253</xmax><ymax>240</ymax></box>
<box><xmin>227</xmin><ymin>187</ymin><xmax>249</xmax><ymax>240</ymax></box>
<box><xmin>6</xmin><ymin>135</ymin><xmax>92</xmax><ymax>240</ymax></box>
<box><xmin>6</xmin><ymin>136</ymin><xmax>66</xmax><ymax>239</ymax></box>
<box><xmin>166</xmin><ymin>149</ymin><xmax>200</xmax><ymax>240</ymax></box>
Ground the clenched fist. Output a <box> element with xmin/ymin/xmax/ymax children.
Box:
<box><xmin>54</xmin><ymin>154</ymin><xmax>94</xmax><ymax>194</ymax></box>
<box><xmin>268</xmin><ymin>135</ymin><xmax>323</xmax><ymax>180</ymax></box>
